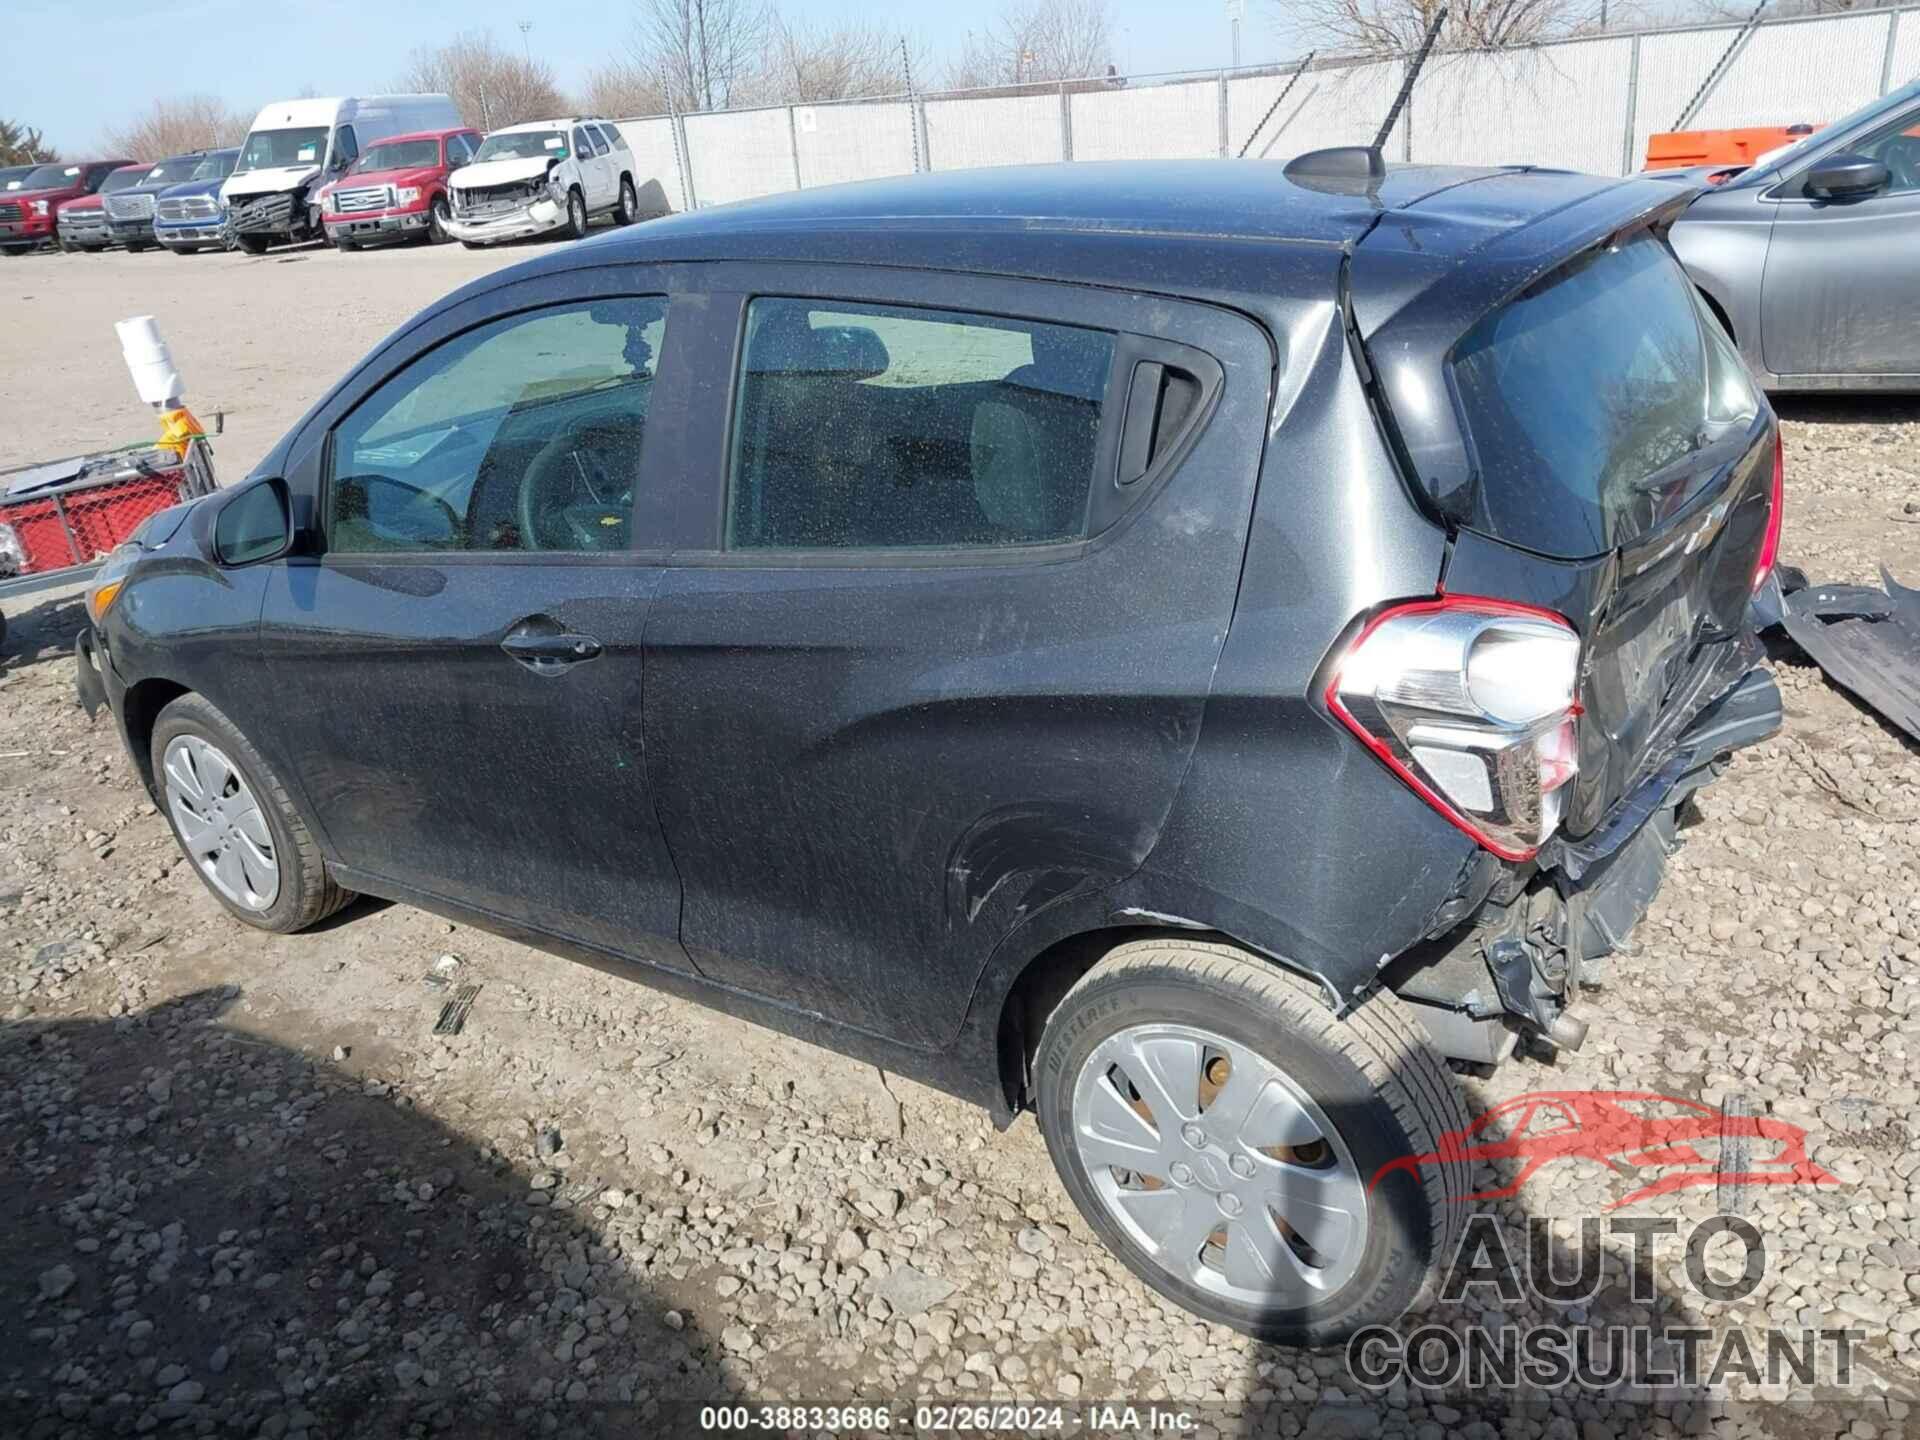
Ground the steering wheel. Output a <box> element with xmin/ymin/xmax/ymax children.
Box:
<box><xmin>517</xmin><ymin>412</ymin><xmax>642</xmax><ymax>550</ymax></box>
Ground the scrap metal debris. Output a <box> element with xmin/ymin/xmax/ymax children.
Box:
<box><xmin>1774</xmin><ymin>566</ymin><xmax>1920</xmax><ymax>744</ymax></box>
<box><xmin>433</xmin><ymin>983</ymin><xmax>481</xmax><ymax>1036</ymax></box>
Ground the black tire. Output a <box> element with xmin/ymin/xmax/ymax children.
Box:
<box><xmin>563</xmin><ymin>186</ymin><xmax>587</xmax><ymax>240</ymax></box>
<box><xmin>126</xmin><ymin>240</ymin><xmax>151</xmax><ymax>253</ymax></box>
<box><xmin>235</xmin><ymin>234</ymin><xmax>270</xmax><ymax>255</ymax></box>
<box><xmin>1716</xmin><ymin>1093</ymin><xmax>1752</xmax><ymax>1216</ymax></box>
<box><xmin>615</xmin><ymin>175</ymin><xmax>638</xmax><ymax>226</ymax></box>
<box><xmin>2</xmin><ymin>245</ymin><xmax>31</xmax><ymax>257</ymax></box>
<box><xmin>460</xmin><ymin>239</ymin><xmax>486</xmax><ymax>251</ymax></box>
<box><xmin>427</xmin><ymin>195</ymin><xmax>451</xmax><ymax>244</ymax></box>
<box><xmin>150</xmin><ymin>693</ymin><xmax>352</xmax><ymax>934</ymax></box>
<box><xmin>332</xmin><ymin>233</ymin><xmax>358</xmax><ymax>251</ymax></box>
<box><xmin>1033</xmin><ymin>938</ymin><xmax>1469</xmax><ymax>1345</ymax></box>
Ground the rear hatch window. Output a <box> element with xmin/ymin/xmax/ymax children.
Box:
<box><xmin>1449</xmin><ymin>232</ymin><xmax>1757</xmax><ymax>558</ymax></box>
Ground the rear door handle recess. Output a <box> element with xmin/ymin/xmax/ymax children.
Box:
<box><xmin>501</xmin><ymin>628</ymin><xmax>604</xmax><ymax>673</ymax></box>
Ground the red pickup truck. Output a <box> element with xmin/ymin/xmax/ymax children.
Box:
<box><xmin>0</xmin><ymin>158</ymin><xmax>138</xmax><ymax>255</ymax></box>
<box><xmin>315</xmin><ymin>127</ymin><xmax>482</xmax><ymax>250</ymax></box>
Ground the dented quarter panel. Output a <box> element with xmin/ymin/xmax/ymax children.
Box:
<box><xmin>640</xmin><ymin>263</ymin><xmax>1279</xmax><ymax>1051</ymax></box>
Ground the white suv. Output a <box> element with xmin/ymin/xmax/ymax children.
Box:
<box><xmin>444</xmin><ymin>118</ymin><xmax>642</xmax><ymax>247</ymax></box>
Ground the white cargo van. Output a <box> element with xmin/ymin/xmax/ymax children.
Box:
<box><xmin>223</xmin><ymin>95</ymin><xmax>461</xmax><ymax>253</ymax></box>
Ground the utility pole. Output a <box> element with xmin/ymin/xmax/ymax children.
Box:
<box><xmin>518</xmin><ymin>19</ymin><xmax>532</xmax><ymax>63</ymax></box>
<box><xmin>1227</xmin><ymin>0</ymin><xmax>1245</xmax><ymax>68</ymax></box>
<box><xmin>696</xmin><ymin>0</ymin><xmax>714</xmax><ymax>111</ymax></box>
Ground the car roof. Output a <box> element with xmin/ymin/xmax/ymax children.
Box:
<box><xmin>370</xmin><ymin>128</ymin><xmax>473</xmax><ymax>145</ymax></box>
<box><xmin>563</xmin><ymin>158</ymin><xmax>1663</xmax><ymax>276</ymax></box>
<box><xmin>489</xmin><ymin>118</ymin><xmax>594</xmax><ymax>134</ymax></box>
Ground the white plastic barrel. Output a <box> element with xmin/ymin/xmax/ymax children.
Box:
<box><xmin>115</xmin><ymin>315</ymin><xmax>183</xmax><ymax>408</ymax></box>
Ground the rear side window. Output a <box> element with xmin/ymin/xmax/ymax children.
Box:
<box><xmin>328</xmin><ymin>298</ymin><xmax>667</xmax><ymax>554</ymax></box>
<box><xmin>726</xmin><ymin>298</ymin><xmax>1114</xmax><ymax>551</ymax></box>
<box><xmin>1449</xmin><ymin>233</ymin><xmax>1756</xmax><ymax>556</ymax></box>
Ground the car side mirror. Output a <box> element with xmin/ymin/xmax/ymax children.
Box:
<box><xmin>1804</xmin><ymin>153</ymin><xmax>1890</xmax><ymax>199</ymax></box>
<box><xmin>213</xmin><ymin>477</ymin><xmax>293</xmax><ymax>567</ymax></box>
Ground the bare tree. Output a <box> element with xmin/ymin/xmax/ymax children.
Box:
<box><xmin>1274</xmin><ymin>0</ymin><xmax>1609</xmax><ymax>55</ymax></box>
<box><xmin>102</xmin><ymin>96</ymin><xmax>249</xmax><ymax>161</ymax></box>
<box><xmin>398</xmin><ymin>31</ymin><xmax>566</xmax><ymax>130</ymax></box>
<box><xmin>0</xmin><ymin>119</ymin><xmax>56</xmax><ymax>165</ymax></box>
<box><xmin>942</xmin><ymin>0</ymin><xmax>1114</xmax><ymax>89</ymax></box>
<box><xmin>755</xmin><ymin>17</ymin><xmax>914</xmax><ymax>101</ymax></box>
<box><xmin>627</xmin><ymin>0</ymin><xmax>772</xmax><ymax>112</ymax></box>
<box><xmin>577</xmin><ymin>60</ymin><xmax>669</xmax><ymax>118</ymax></box>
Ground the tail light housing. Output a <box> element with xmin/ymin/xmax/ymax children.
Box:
<box><xmin>1327</xmin><ymin>596</ymin><xmax>1582</xmax><ymax>861</ymax></box>
<box><xmin>1753</xmin><ymin>429</ymin><xmax>1783</xmax><ymax>592</ymax></box>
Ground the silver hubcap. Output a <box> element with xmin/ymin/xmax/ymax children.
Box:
<box><xmin>162</xmin><ymin>735</ymin><xmax>280</xmax><ymax>910</ymax></box>
<box><xmin>1069</xmin><ymin>1022</ymin><xmax>1370</xmax><ymax>1307</ymax></box>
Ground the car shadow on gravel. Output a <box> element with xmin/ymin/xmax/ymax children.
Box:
<box><xmin>1770</xmin><ymin>394</ymin><xmax>1920</xmax><ymax>426</ymax></box>
<box><xmin>0</xmin><ymin>591</ymin><xmax>87</xmax><ymax>673</ymax></box>
<box><xmin>0</xmin><ymin>986</ymin><xmax>750</xmax><ymax>1437</ymax></box>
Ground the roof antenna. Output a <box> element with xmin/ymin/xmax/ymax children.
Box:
<box><xmin>1373</xmin><ymin>6</ymin><xmax>1449</xmax><ymax>152</ymax></box>
<box><xmin>1284</xmin><ymin>8</ymin><xmax>1447</xmax><ymax>187</ymax></box>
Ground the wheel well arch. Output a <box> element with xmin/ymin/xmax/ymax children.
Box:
<box><xmin>121</xmin><ymin>678</ymin><xmax>192</xmax><ymax>798</ymax></box>
<box><xmin>991</xmin><ymin>923</ymin><xmax>1332</xmax><ymax>1117</ymax></box>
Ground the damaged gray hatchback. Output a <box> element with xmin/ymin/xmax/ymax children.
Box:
<box><xmin>77</xmin><ymin>153</ymin><xmax>1783</xmax><ymax>1344</ymax></box>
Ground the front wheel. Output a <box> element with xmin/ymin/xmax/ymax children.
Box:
<box><xmin>563</xmin><ymin>187</ymin><xmax>587</xmax><ymax>240</ymax></box>
<box><xmin>615</xmin><ymin>176</ymin><xmax>638</xmax><ymax>226</ymax></box>
<box><xmin>151</xmin><ymin>693</ymin><xmax>352</xmax><ymax>933</ymax></box>
<box><xmin>1033</xmin><ymin>938</ymin><xmax>1470</xmax><ymax>1345</ymax></box>
<box><xmin>427</xmin><ymin>195</ymin><xmax>451</xmax><ymax>244</ymax></box>
<box><xmin>235</xmin><ymin>234</ymin><xmax>270</xmax><ymax>255</ymax></box>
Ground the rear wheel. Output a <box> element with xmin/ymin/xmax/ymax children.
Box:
<box><xmin>563</xmin><ymin>187</ymin><xmax>587</xmax><ymax>240</ymax></box>
<box><xmin>1034</xmin><ymin>938</ymin><xmax>1469</xmax><ymax>1344</ymax></box>
<box><xmin>615</xmin><ymin>176</ymin><xmax>638</xmax><ymax>226</ymax></box>
<box><xmin>151</xmin><ymin>693</ymin><xmax>352</xmax><ymax>933</ymax></box>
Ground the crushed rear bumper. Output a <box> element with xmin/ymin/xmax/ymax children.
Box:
<box><xmin>1392</xmin><ymin>665</ymin><xmax>1782</xmax><ymax>1065</ymax></box>
<box><xmin>1773</xmin><ymin>567</ymin><xmax>1920</xmax><ymax>744</ymax></box>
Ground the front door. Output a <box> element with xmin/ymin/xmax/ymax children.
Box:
<box><xmin>1761</xmin><ymin>100</ymin><xmax>1920</xmax><ymax>378</ymax></box>
<box><xmin>641</xmin><ymin>266</ymin><xmax>1273</xmax><ymax>1048</ymax></box>
<box><xmin>259</xmin><ymin>282</ymin><xmax>697</xmax><ymax>973</ymax></box>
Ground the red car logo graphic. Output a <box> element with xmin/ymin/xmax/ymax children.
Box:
<box><xmin>1370</xmin><ymin>1091</ymin><xmax>1839</xmax><ymax>1209</ymax></box>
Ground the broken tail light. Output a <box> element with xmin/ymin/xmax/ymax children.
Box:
<box><xmin>1753</xmin><ymin>429</ymin><xmax>1783</xmax><ymax>592</ymax></box>
<box><xmin>1327</xmin><ymin>596</ymin><xmax>1582</xmax><ymax>862</ymax></box>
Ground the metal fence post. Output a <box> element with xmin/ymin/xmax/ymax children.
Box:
<box><xmin>1882</xmin><ymin>9</ymin><xmax>1902</xmax><ymax>96</ymax></box>
<box><xmin>1059</xmin><ymin>81</ymin><xmax>1073</xmax><ymax>161</ymax></box>
<box><xmin>917</xmin><ymin>96</ymin><xmax>933</xmax><ymax>172</ymax></box>
<box><xmin>1218</xmin><ymin>71</ymin><xmax>1230</xmax><ymax>157</ymax></box>
<box><xmin>673</xmin><ymin>112</ymin><xmax>698</xmax><ymax>210</ymax></box>
<box><xmin>787</xmin><ymin>107</ymin><xmax>804</xmax><ymax>189</ymax></box>
<box><xmin>1620</xmin><ymin>34</ymin><xmax>1642</xmax><ymax>176</ymax></box>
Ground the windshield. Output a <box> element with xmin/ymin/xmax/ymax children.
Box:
<box><xmin>354</xmin><ymin>139</ymin><xmax>440</xmax><ymax>173</ymax></box>
<box><xmin>190</xmin><ymin>151</ymin><xmax>236</xmax><ymax>181</ymax></box>
<box><xmin>471</xmin><ymin>130</ymin><xmax>567</xmax><ymax>163</ymax></box>
<box><xmin>142</xmin><ymin>156</ymin><xmax>203</xmax><ymax>186</ymax></box>
<box><xmin>22</xmin><ymin>163</ymin><xmax>83</xmax><ymax>190</ymax></box>
<box><xmin>1729</xmin><ymin>74</ymin><xmax>1920</xmax><ymax>188</ymax></box>
<box><xmin>0</xmin><ymin>166</ymin><xmax>36</xmax><ymax>190</ymax></box>
<box><xmin>235</xmin><ymin>126</ymin><xmax>330</xmax><ymax>174</ymax></box>
<box><xmin>99</xmin><ymin>168</ymin><xmax>148</xmax><ymax>194</ymax></box>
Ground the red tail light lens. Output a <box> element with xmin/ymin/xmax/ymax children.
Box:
<box><xmin>1753</xmin><ymin>429</ymin><xmax>1783</xmax><ymax>592</ymax></box>
<box><xmin>1327</xmin><ymin>596</ymin><xmax>1582</xmax><ymax>862</ymax></box>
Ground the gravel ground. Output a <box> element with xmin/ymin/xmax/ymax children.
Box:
<box><xmin>2</xmin><ymin>246</ymin><xmax>1919</xmax><ymax>1438</ymax></box>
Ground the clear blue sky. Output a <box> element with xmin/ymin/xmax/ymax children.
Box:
<box><xmin>8</xmin><ymin>0</ymin><xmax>1301</xmax><ymax>153</ymax></box>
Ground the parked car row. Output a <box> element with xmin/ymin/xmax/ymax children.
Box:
<box><xmin>7</xmin><ymin>94</ymin><xmax>659</xmax><ymax>260</ymax></box>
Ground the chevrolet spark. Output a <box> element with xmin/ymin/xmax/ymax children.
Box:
<box><xmin>76</xmin><ymin>155</ymin><xmax>1784</xmax><ymax>1345</ymax></box>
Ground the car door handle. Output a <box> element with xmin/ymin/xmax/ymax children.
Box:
<box><xmin>500</xmin><ymin>630</ymin><xmax>603</xmax><ymax>671</ymax></box>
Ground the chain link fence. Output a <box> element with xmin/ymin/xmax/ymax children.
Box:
<box><xmin>607</xmin><ymin>4</ymin><xmax>1917</xmax><ymax>214</ymax></box>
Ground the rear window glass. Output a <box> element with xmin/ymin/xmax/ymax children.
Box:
<box><xmin>1449</xmin><ymin>233</ymin><xmax>1754</xmax><ymax>557</ymax></box>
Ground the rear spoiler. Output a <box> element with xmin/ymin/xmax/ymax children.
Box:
<box><xmin>1348</xmin><ymin>173</ymin><xmax>1702</xmax><ymax>528</ymax></box>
